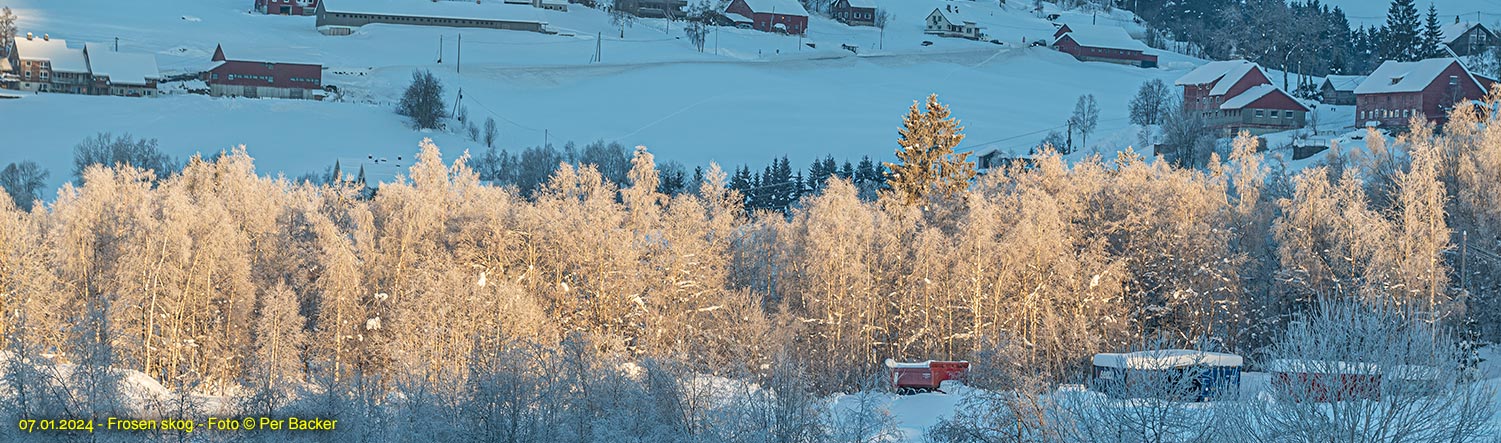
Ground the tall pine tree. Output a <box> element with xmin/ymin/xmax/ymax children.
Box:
<box><xmin>1380</xmin><ymin>0</ymin><xmax>1423</xmax><ymax>62</ymax></box>
<box><xmin>1421</xmin><ymin>4</ymin><xmax>1445</xmax><ymax>59</ymax></box>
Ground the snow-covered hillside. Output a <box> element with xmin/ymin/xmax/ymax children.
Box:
<box><xmin>2</xmin><ymin>0</ymin><xmax>1201</xmax><ymax>193</ymax></box>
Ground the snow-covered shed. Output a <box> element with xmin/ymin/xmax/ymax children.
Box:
<box><xmin>1091</xmin><ymin>350</ymin><xmax>1243</xmax><ymax>402</ymax></box>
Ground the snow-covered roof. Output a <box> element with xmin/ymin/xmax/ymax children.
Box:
<box><xmin>930</xmin><ymin>7</ymin><xmax>978</xmax><ymax>26</ymax></box>
<box><xmin>740</xmin><ymin>0</ymin><xmax>808</xmax><ymax>16</ymax></box>
<box><xmin>884</xmin><ymin>359</ymin><xmax>969</xmax><ymax>369</ymax></box>
<box><xmin>320</xmin><ymin>0</ymin><xmax>547</xmax><ymax>24</ymax></box>
<box><xmin>725</xmin><ymin>11</ymin><xmax>754</xmax><ymax>23</ymax></box>
<box><xmin>1174</xmin><ymin>60</ymin><xmax>1255</xmax><ymax>87</ymax></box>
<box><xmin>844</xmin><ymin>0</ymin><xmax>876</xmax><ymax>8</ymax></box>
<box><xmin>1219</xmin><ymin>84</ymin><xmax>1307</xmax><ymax>111</ymax></box>
<box><xmin>1322</xmin><ymin>74</ymin><xmax>1366</xmax><ymax>92</ymax></box>
<box><xmin>84</xmin><ymin>43</ymin><xmax>160</xmax><ymax>85</ymax></box>
<box><xmin>1441</xmin><ymin>21</ymin><xmax>1487</xmax><ymax>44</ymax></box>
<box><xmin>12</xmin><ymin>35</ymin><xmax>89</xmax><ymax>73</ymax></box>
<box><xmin>1092</xmin><ymin>350</ymin><xmax>1243</xmax><ymax>370</ymax></box>
<box><xmin>1056</xmin><ymin>25</ymin><xmax>1148</xmax><ymax>51</ymax></box>
<box><xmin>1355</xmin><ymin>58</ymin><xmax>1479</xmax><ymax>94</ymax></box>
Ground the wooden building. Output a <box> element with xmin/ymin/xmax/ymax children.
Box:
<box><xmin>1319</xmin><ymin>75</ymin><xmax>1365</xmax><ymax>105</ymax></box>
<box><xmin>724</xmin><ymin>0</ymin><xmax>808</xmax><ymax>35</ymax></box>
<box><xmin>1441</xmin><ymin>20</ymin><xmax>1494</xmax><ymax>57</ymax></box>
<box><xmin>831</xmin><ymin>0</ymin><xmax>876</xmax><ymax>27</ymax></box>
<box><xmin>315</xmin><ymin>0</ymin><xmax>549</xmax><ymax>35</ymax></box>
<box><xmin>204</xmin><ymin>45</ymin><xmax>324</xmax><ymax>100</ymax></box>
<box><xmin>84</xmin><ymin>43</ymin><xmax>160</xmax><ymax>97</ymax></box>
<box><xmin>1052</xmin><ymin>24</ymin><xmax>1156</xmax><ymax>68</ymax></box>
<box><xmin>8</xmin><ymin>33</ymin><xmax>91</xmax><ymax>94</ymax></box>
<box><xmin>256</xmin><ymin>0</ymin><xmax>319</xmax><ymax>16</ymax></box>
<box><xmin>1175</xmin><ymin>60</ymin><xmax>1271</xmax><ymax>111</ymax></box>
<box><xmin>1211</xmin><ymin>84</ymin><xmax>1309</xmax><ymax>136</ymax></box>
<box><xmin>1354</xmin><ymin>58</ymin><xmax>1488</xmax><ymax>128</ymax></box>
<box><xmin>924</xmin><ymin>5</ymin><xmax>983</xmax><ymax>40</ymax></box>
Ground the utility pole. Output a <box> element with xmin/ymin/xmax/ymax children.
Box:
<box><xmin>457</xmin><ymin>33</ymin><xmax>462</xmax><ymax>73</ymax></box>
<box><xmin>715</xmin><ymin>25</ymin><xmax>719</xmax><ymax>55</ymax></box>
<box><xmin>114</xmin><ymin>37</ymin><xmax>119</xmax><ymax>52</ymax></box>
<box><xmin>544</xmin><ymin>129</ymin><xmax>549</xmax><ymax>148</ymax></box>
<box><xmin>438</xmin><ymin>35</ymin><xmax>443</xmax><ymax>63</ymax></box>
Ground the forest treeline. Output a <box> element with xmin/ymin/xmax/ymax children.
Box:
<box><xmin>0</xmin><ymin>93</ymin><xmax>1500</xmax><ymax>441</ymax></box>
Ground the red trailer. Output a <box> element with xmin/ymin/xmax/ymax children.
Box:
<box><xmin>885</xmin><ymin>359</ymin><xmax>969</xmax><ymax>394</ymax></box>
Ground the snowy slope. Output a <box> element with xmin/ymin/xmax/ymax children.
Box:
<box><xmin>2</xmin><ymin>0</ymin><xmax>1193</xmax><ymax>195</ymax></box>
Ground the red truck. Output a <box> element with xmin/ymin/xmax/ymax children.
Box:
<box><xmin>884</xmin><ymin>359</ymin><xmax>969</xmax><ymax>394</ymax></box>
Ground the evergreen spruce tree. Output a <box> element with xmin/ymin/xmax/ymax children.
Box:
<box><xmin>1421</xmin><ymin>4</ymin><xmax>1445</xmax><ymax>58</ymax></box>
<box><xmin>1380</xmin><ymin>0</ymin><xmax>1422</xmax><ymax>61</ymax></box>
<box><xmin>883</xmin><ymin>94</ymin><xmax>976</xmax><ymax>207</ymax></box>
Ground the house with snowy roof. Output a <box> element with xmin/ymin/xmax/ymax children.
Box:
<box><xmin>1441</xmin><ymin>20</ymin><xmax>1494</xmax><ymax>57</ymax></box>
<box><xmin>1319</xmin><ymin>75</ymin><xmax>1366</xmax><ymax>105</ymax></box>
<box><xmin>831</xmin><ymin>0</ymin><xmax>876</xmax><ymax>27</ymax></box>
<box><xmin>84</xmin><ymin>43</ymin><xmax>160</xmax><ymax>97</ymax></box>
<box><xmin>924</xmin><ymin>5</ymin><xmax>983</xmax><ymax>40</ymax></box>
<box><xmin>203</xmin><ymin>45</ymin><xmax>324</xmax><ymax>100</ymax></box>
<box><xmin>1354</xmin><ymin>58</ymin><xmax>1487</xmax><ymax>128</ymax></box>
<box><xmin>1175</xmin><ymin>60</ymin><xmax>1271</xmax><ymax>111</ymax></box>
<box><xmin>1210</xmin><ymin>84</ymin><xmax>1309</xmax><ymax>136</ymax></box>
<box><xmin>256</xmin><ymin>0</ymin><xmax>318</xmax><ymax>16</ymax></box>
<box><xmin>1176</xmin><ymin>60</ymin><xmax>1305</xmax><ymax>135</ymax></box>
<box><xmin>8</xmin><ymin>33</ymin><xmax>91</xmax><ymax>94</ymax></box>
<box><xmin>725</xmin><ymin>0</ymin><xmax>808</xmax><ymax>34</ymax></box>
<box><xmin>1052</xmin><ymin>23</ymin><xmax>1156</xmax><ymax>68</ymax></box>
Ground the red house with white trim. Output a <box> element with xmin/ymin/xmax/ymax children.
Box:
<box><xmin>203</xmin><ymin>45</ymin><xmax>324</xmax><ymax>100</ymax></box>
<box><xmin>1354</xmin><ymin>58</ymin><xmax>1488</xmax><ymax>128</ymax></box>
<box><xmin>257</xmin><ymin>0</ymin><xmax>318</xmax><ymax>15</ymax></box>
<box><xmin>1175</xmin><ymin>60</ymin><xmax>1271</xmax><ymax>111</ymax></box>
<box><xmin>725</xmin><ymin>0</ymin><xmax>808</xmax><ymax>35</ymax></box>
<box><xmin>1176</xmin><ymin>60</ymin><xmax>1306</xmax><ymax>135</ymax></box>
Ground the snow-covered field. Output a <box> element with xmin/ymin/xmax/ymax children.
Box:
<box><xmin>2</xmin><ymin>0</ymin><xmax>1197</xmax><ymax>193</ymax></box>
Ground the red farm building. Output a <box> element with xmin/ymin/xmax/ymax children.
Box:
<box><xmin>203</xmin><ymin>45</ymin><xmax>325</xmax><ymax>100</ymax></box>
<box><xmin>257</xmin><ymin>0</ymin><xmax>318</xmax><ymax>15</ymax></box>
<box><xmin>1354</xmin><ymin>58</ymin><xmax>1488</xmax><ymax>128</ymax></box>
<box><xmin>1052</xmin><ymin>24</ymin><xmax>1157</xmax><ymax>68</ymax></box>
<box><xmin>724</xmin><ymin>0</ymin><xmax>808</xmax><ymax>35</ymax></box>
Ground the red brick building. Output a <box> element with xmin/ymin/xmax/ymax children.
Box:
<box><xmin>203</xmin><ymin>45</ymin><xmax>324</xmax><ymax>100</ymax></box>
<box><xmin>257</xmin><ymin>0</ymin><xmax>318</xmax><ymax>16</ymax></box>
<box><xmin>1354</xmin><ymin>58</ymin><xmax>1487</xmax><ymax>128</ymax></box>
<box><xmin>725</xmin><ymin>0</ymin><xmax>808</xmax><ymax>35</ymax></box>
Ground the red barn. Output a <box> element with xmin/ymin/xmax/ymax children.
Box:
<box><xmin>1354</xmin><ymin>58</ymin><xmax>1487</xmax><ymax>128</ymax></box>
<box><xmin>1213</xmin><ymin>84</ymin><xmax>1310</xmax><ymax>136</ymax></box>
<box><xmin>725</xmin><ymin>0</ymin><xmax>808</xmax><ymax>35</ymax></box>
<box><xmin>204</xmin><ymin>45</ymin><xmax>324</xmax><ymax>100</ymax></box>
<box><xmin>1174</xmin><ymin>60</ymin><xmax>1271</xmax><ymax>112</ymax></box>
<box><xmin>257</xmin><ymin>0</ymin><xmax>318</xmax><ymax>16</ymax></box>
<box><xmin>1052</xmin><ymin>24</ymin><xmax>1157</xmax><ymax>68</ymax></box>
